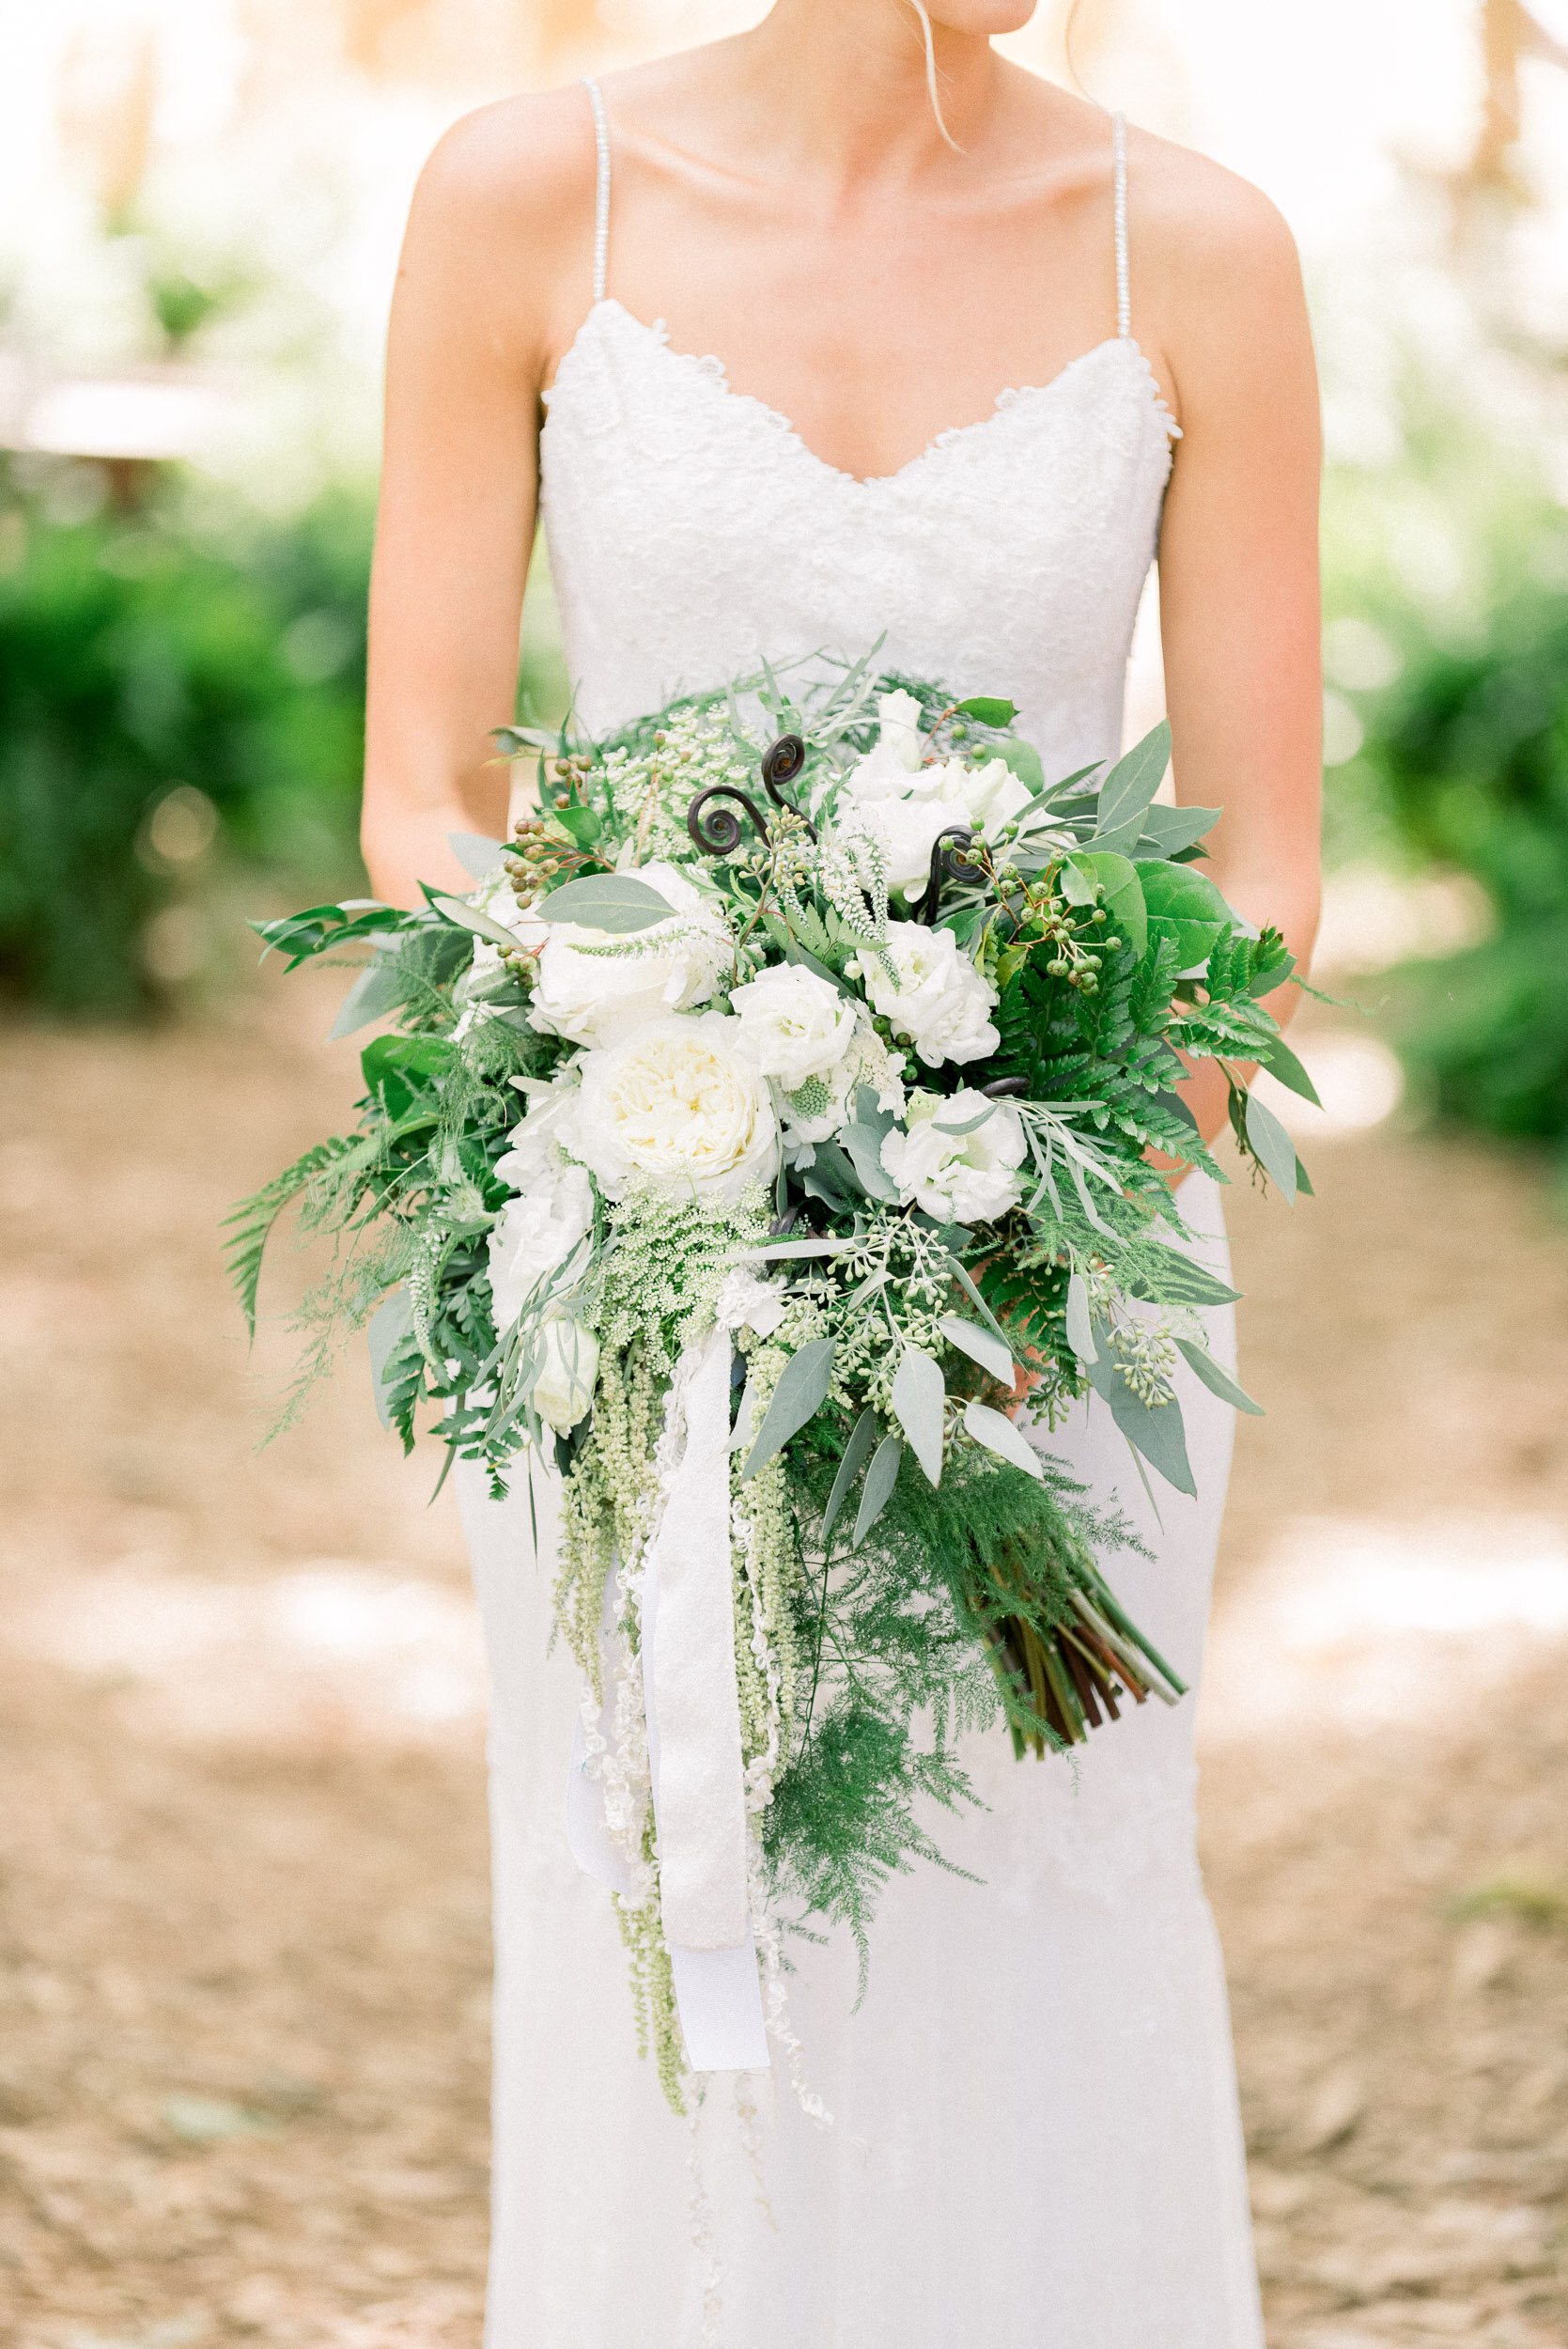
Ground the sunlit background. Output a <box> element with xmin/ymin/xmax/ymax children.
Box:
<box><xmin>3</xmin><ymin>8</ymin><xmax>1568</xmax><ymax>2348</ymax></box>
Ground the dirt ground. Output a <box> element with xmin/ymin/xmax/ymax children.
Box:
<box><xmin>2</xmin><ymin>975</ymin><xmax>1566</xmax><ymax>2349</ymax></box>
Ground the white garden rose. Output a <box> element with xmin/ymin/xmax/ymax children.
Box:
<box><xmin>532</xmin><ymin>1316</ymin><xmax>599</xmax><ymax>1434</ymax></box>
<box><xmin>488</xmin><ymin>1078</ymin><xmax>594</xmax><ymax>1330</ymax></box>
<box><xmin>880</xmin><ymin>1090</ymin><xmax>1027</xmax><ymax>1224</ymax></box>
<box><xmin>528</xmin><ymin>860</ymin><xmax>731</xmax><ymax>1050</ymax></box>
<box><xmin>727</xmin><ymin>962</ymin><xmax>857</xmax><ymax>1091</ymax></box>
<box><xmin>574</xmin><ymin>1013</ymin><xmax>779</xmax><ymax>1202</ymax></box>
<box><xmin>952</xmin><ymin>755</ymin><xmax>1034</xmax><ymax>841</ymax></box>
<box><xmin>856</xmin><ymin>922</ymin><xmax>1001</xmax><ymax>1067</ymax></box>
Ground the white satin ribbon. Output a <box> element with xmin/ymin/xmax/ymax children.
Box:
<box><xmin>566</xmin><ymin>1321</ymin><xmax>768</xmax><ymax>2072</ymax></box>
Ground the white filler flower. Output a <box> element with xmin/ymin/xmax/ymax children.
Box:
<box><xmin>880</xmin><ymin>1090</ymin><xmax>1026</xmax><ymax>1224</ymax></box>
<box><xmin>574</xmin><ymin>1013</ymin><xmax>779</xmax><ymax>1202</ymax></box>
<box><xmin>858</xmin><ymin>922</ymin><xmax>1000</xmax><ymax>1067</ymax></box>
<box><xmin>532</xmin><ymin>1316</ymin><xmax>599</xmax><ymax>1434</ymax></box>
<box><xmin>488</xmin><ymin>1080</ymin><xmax>594</xmax><ymax>1330</ymax></box>
<box><xmin>529</xmin><ymin>860</ymin><xmax>731</xmax><ymax>1050</ymax></box>
<box><xmin>727</xmin><ymin>962</ymin><xmax>857</xmax><ymax>1091</ymax></box>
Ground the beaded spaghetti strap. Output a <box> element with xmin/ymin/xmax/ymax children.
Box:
<box><xmin>582</xmin><ymin>75</ymin><xmax>611</xmax><ymax>304</ymax></box>
<box><xmin>1112</xmin><ymin>110</ymin><xmax>1130</xmax><ymax>340</ymax></box>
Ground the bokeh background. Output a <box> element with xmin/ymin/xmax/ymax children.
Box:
<box><xmin>2</xmin><ymin>5</ymin><xmax>1568</xmax><ymax>2345</ymax></box>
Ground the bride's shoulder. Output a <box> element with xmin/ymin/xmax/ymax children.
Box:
<box><xmin>411</xmin><ymin>86</ymin><xmax>597</xmax><ymax>250</ymax></box>
<box><xmin>1124</xmin><ymin>122</ymin><xmax>1307</xmax><ymax>339</ymax></box>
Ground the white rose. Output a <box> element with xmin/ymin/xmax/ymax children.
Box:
<box><xmin>532</xmin><ymin>1316</ymin><xmax>599</xmax><ymax>1434</ymax></box>
<box><xmin>528</xmin><ymin>861</ymin><xmax>731</xmax><ymax>1050</ymax></box>
<box><xmin>574</xmin><ymin>1013</ymin><xmax>779</xmax><ymax>1202</ymax></box>
<box><xmin>488</xmin><ymin>1079</ymin><xmax>595</xmax><ymax>1330</ymax></box>
<box><xmin>728</xmin><ymin>962</ymin><xmax>857</xmax><ymax>1091</ymax></box>
<box><xmin>857</xmin><ymin>922</ymin><xmax>1001</xmax><ymax>1067</ymax></box>
<box><xmin>863</xmin><ymin>792</ymin><xmax>970</xmax><ymax>903</ymax></box>
<box><xmin>880</xmin><ymin>1090</ymin><xmax>1026</xmax><ymax>1224</ymax></box>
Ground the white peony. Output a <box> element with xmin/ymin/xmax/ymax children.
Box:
<box><xmin>532</xmin><ymin>1316</ymin><xmax>599</xmax><ymax>1434</ymax></box>
<box><xmin>880</xmin><ymin>1090</ymin><xmax>1027</xmax><ymax>1224</ymax></box>
<box><xmin>528</xmin><ymin>861</ymin><xmax>731</xmax><ymax>1050</ymax></box>
<box><xmin>727</xmin><ymin>962</ymin><xmax>857</xmax><ymax>1091</ymax></box>
<box><xmin>856</xmin><ymin>922</ymin><xmax>1001</xmax><ymax>1067</ymax></box>
<box><xmin>574</xmin><ymin>1013</ymin><xmax>779</xmax><ymax>1202</ymax></box>
<box><xmin>488</xmin><ymin>1078</ymin><xmax>594</xmax><ymax>1330</ymax></box>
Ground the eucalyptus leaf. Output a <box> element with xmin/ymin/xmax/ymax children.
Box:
<box><xmin>1072</xmin><ymin>849</ymin><xmax>1147</xmax><ymax>958</ymax></box>
<box><xmin>741</xmin><ymin>1336</ymin><xmax>836</xmax><ymax>1481</ymax></box>
<box><xmin>823</xmin><ymin>1408</ymin><xmax>880</xmax><ymax>1545</ymax></box>
<box><xmin>427</xmin><ymin>894</ymin><xmax>522</xmax><ymax>950</ymax></box>
<box><xmin>1174</xmin><ymin>1338</ymin><xmax>1265</xmax><ymax>1415</ymax></box>
<box><xmin>1065</xmin><ymin>1272</ymin><xmax>1097</xmax><ymax>1364</ymax></box>
<box><xmin>535</xmin><ymin>874</ymin><xmax>676</xmax><ymax>933</ymax></box>
<box><xmin>853</xmin><ymin>1434</ymin><xmax>904</xmax><ymax>1548</ymax></box>
<box><xmin>1244</xmin><ymin>1087</ymin><xmax>1298</xmax><ymax>1203</ymax></box>
<box><xmin>891</xmin><ymin>1347</ymin><xmax>946</xmax><ymax>1487</ymax></box>
<box><xmin>962</xmin><ymin>1400</ymin><xmax>1044</xmax><ymax>1481</ymax></box>
<box><xmin>936</xmin><ymin>1313</ymin><xmax>1016</xmax><ymax>1385</ymax></box>
<box><xmin>1134</xmin><ymin>803</ymin><xmax>1221</xmax><ymax>859</ymax></box>
<box><xmin>445</xmin><ymin>832</ymin><xmax>506</xmax><ymax>879</ymax></box>
<box><xmin>839</xmin><ymin>1123</ymin><xmax>901</xmax><ymax>1201</ymax></box>
<box><xmin>1092</xmin><ymin>722</ymin><xmax>1172</xmax><ymax>844</ymax></box>
<box><xmin>1257</xmin><ymin>1035</ymin><xmax>1322</xmax><ymax>1109</ymax></box>
<box><xmin>328</xmin><ymin>955</ymin><xmax>407</xmax><ymax>1041</ymax></box>
<box><xmin>1058</xmin><ymin>857</ymin><xmax>1097</xmax><ymax>908</ymax></box>
<box><xmin>932</xmin><ymin>1103</ymin><xmax>995</xmax><ymax>1137</ymax></box>
<box><xmin>1084</xmin><ymin>1350</ymin><xmax>1196</xmax><ymax>1497</ymax></box>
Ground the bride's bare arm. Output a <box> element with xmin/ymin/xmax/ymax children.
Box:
<box><xmin>363</xmin><ymin>96</ymin><xmax>591</xmax><ymax>908</ymax></box>
<box><xmin>1143</xmin><ymin>152</ymin><xmax>1324</xmax><ymax>1150</ymax></box>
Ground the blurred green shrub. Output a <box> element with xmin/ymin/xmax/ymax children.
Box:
<box><xmin>0</xmin><ymin>461</ymin><xmax>568</xmax><ymax>1020</ymax></box>
<box><xmin>0</xmin><ymin>466</ymin><xmax>373</xmax><ymax>1017</ymax></box>
<box><xmin>1321</xmin><ymin>388</ymin><xmax>1568</xmax><ymax>1165</ymax></box>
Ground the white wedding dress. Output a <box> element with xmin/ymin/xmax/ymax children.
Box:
<box><xmin>456</xmin><ymin>81</ymin><xmax>1265</xmax><ymax>2348</ymax></box>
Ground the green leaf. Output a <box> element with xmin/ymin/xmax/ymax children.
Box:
<box><xmin>534</xmin><ymin>874</ymin><xmax>675</xmax><ymax>932</ymax></box>
<box><xmin>1073</xmin><ymin>849</ymin><xmax>1148</xmax><ymax>959</ymax></box>
<box><xmin>445</xmin><ymin>832</ymin><xmax>505</xmax><ymax>879</ymax></box>
<box><xmin>1256</xmin><ymin>1034</ymin><xmax>1322</xmax><ymax>1108</ymax></box>
<box><xmin>1059</xmin><ymin>857</ymin><xmax>1097</xmax><ymax>907</ymax></box>
<box><xmin>961</xmin><ymin>1400</ymin><xmax>1044</xmax><ymax>1480</ymax></box>
<box><xmin>1064</xmin><ymin>1272</ymin><xmax>1097</xmax><ymax>1363</ymax></box>
<box><xmin>996</xmin><ymin>737</ymin><xmax>1045</xmax><ymax>792</ymax></box>
<box><xmin>1092</xmin><ymin>722</ymin><xmax>1172</xmax><ymax>846</ymax></box>
<box><xmin>368</xmin><ymin>1288</ymin><xmax>416</xmax><ymax>1428</ymax></box>
<box><xmin>1295</xmin><ymin>1153</ymin><xmax>1315</xmax><ymax>1199</ymax></box>
<box><xmin>427</xmin><ymin>893</ymin><xmax>520</xmax><ymax>950</ymax></box>
<box><xmin>1084</xmin><ymin>1351</ymin><xmax>1196</xmax><ymax>1496</ymax></box>
<box><xmin>1124</xmin><ymin>1249</ymin><xmax>1242</xmax><ymax>1308</ymax></box>
<box><xmin>1134</xmin><ymin>803</ymin><xmax>1221</xmax><ymax>858</ymax></box>
<box><xmin>931</xmin><ymin>1104</ymin><xmax>995</xmax><ymax>1137</ymax></box>
<box><xmin>741</xmin><ymin>1336</ymin><xmax>836</xmax><ymax>1481</ymax></box>
<box><xmin>839</xmin><ymin>1122</ymin><xmax>901</xmax><ymax>1201</ymax></box>
<box><xmin>936</xmin><ymin>1313</ymin><xmax>1016</xmax><ymax>1384</ymax></box>
<box><xmin>823</xmin><ymin>1408</ymin><xmax>880</xmax><ymax>1546</ymax></box>
<box><xmin>956</xmin><ymin>695</ymin><xmax>1017</xmax><ymax>726</ymax></box>
<box><xmin>552</xmin><ymin>804</ymin><xmax>601</xmax><ymax>848</ymax></box>
<box><xmin>1244</xmin><ymin>1087</ymin><xmax>1298</xmax><ymax>1202</ymax></box>
<box><xmin>1175</xmin><ymin>1337</ymin><xmax>1264</xmax><ymax>1415</ymax></box>
<box><xmin>223</xmin><ymin>1134</ymin><xmax>371</xmax><ymax>1338</ymax></box>
<box><xmin>891</xmin><ymin>1347</ymin><xmax>946</xmax><ymax>1486</ymax></box>
<box><xmin>1134</xmin><ymin>859</ymin><xmax>1235</xmax><ymax>972</ymax></box>
<box><xmin>328</xmin><ymin>953</ymin><xmax>407</xmax><ymax>1041</ymax></box>
<box><xmin>853</xmin><ymin>1434</ymin><xmax>903</xmax><ymax>1547</ymax></box>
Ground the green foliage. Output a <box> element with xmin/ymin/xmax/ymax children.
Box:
<box><xmin>1321</xmin><ymin>378</ymin><xmax>1568</xmax><ymax>1168</ymax></box>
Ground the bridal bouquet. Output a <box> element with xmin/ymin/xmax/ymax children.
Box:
<box><xmin>231</xmin><ymin>656</ymin><xmax>1315</xmax><ymax>2104</ymax></box>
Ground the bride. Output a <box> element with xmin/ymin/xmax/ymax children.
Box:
<box><xmin>362</xmin><ymin>4</ymin><xmax>1322</xmax><ymax>2342</ymax></box>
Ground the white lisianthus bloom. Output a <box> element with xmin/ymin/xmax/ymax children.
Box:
<box><xmin>855</xmin><ymin>922</ymin><xmax>1001</xmax><ymax>1067</ymax></box>
<box><xmin>952</xmin><ymin>755</ymin><xmax>1034</xmax><ymax>841</ymax></box>
<box><xmin>488</xmin><ymin>1077</ymin><xmax>594</xmax><ymax>1330</ymax></box>
<box><xmin>862</xmin><ymin>792</ymin><xmax>969</xmax><ymax>903</ymax></box>
<box><xmin>528</xmin><ymin>860</ymin><xmax>731</xmax><ymax>1050</ymax></box>
<box><xmin>532</xmin><ymin>1316</ymin><xmax>599</xmax><ymax>1434</ymax></box>
<box><xmin>714</xmin><ymin>1268</ymin><xmax>786</xmax><ymax>1339</ymax></box>
<box><xmin>574</xmin><ymin>1013</ymin><xmax>779</xmax><ymax>1202</ymax></box>
<box><xmin>728</xmin><ymin>962</ymin><xmax>857</xmax><ymax>1091</ymax></box>
<box><xmin>880</xmin><ymin>1090</ymin><xmax>1027</xmax><ymax>1224</ymax></box>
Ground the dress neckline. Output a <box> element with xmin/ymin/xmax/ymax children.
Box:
<box><xmin>541</xmin><ymin>298</ymin><xmax>1179</xmax><ymax>493</ymax></box>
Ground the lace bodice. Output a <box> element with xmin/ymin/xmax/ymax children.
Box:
<box><xmin>538</xmin><ymin>91</ymin><xmax>1178</xmax><ymax>772</ymax></box>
